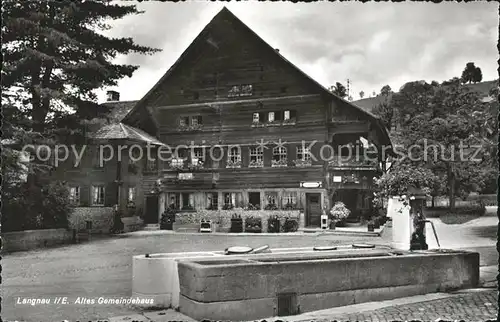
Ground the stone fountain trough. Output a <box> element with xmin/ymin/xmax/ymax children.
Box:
<box><xmin>132</xmin><ymin>246</ymin><xmax>479</xmax><ymax>321</ymax></box>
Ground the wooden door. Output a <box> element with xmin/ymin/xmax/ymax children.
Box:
<box><xmin>306</xmin><ymin>193</ymin><xmax>321</xmax><ymax>227</ymax></box>
<box><xmin>145</xmin><ymin>195</ymin><xmax>159</xmax><ymax>224</ymax></box>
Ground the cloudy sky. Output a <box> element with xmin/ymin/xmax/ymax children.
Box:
<box><xmin>100</xmin><ymin>1</ymin><xmax>498</xmax><ymax>102</ymax></box>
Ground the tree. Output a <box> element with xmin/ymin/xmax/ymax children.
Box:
<box><xmin>473</xmin><ymin>66</ymin><xmax>483</xmax><ymax>83</ymax></box>
<box><xmin>329</xmin><ymin>82</ymin><xmax>347</xmax><ymax>98</ymax></box>
<box><xmin>380</xmin><ymin>85</ymin><xmax>392</xmax><ymax>96</ymax></box>
<box><xmin>2</xmin><ymin>1</ymin><xmax>160</xmax><ymax>229</ymax></box>
<box><xmin>389</xmin><ymin>80</ymin><xmax>493</xmax><ymax>209</ymax></box>
<box><xmin>460</xmin><ymin>62</ymin><xmax>482</xmax><ymax>84</ymax></box>
<box><xmin>2</xmin><ymin>1</ymin><xmax>160</xmax><ymax>137</ymax></box>
<box><xmin>359</xmin><ymin>91</ymin><xmax>365</xmax><ymax>99</ymax></box>
<box><xmin>372</xmin><ymin>101</ymin><xmax>393</xmax><ymax>130</ymax></box>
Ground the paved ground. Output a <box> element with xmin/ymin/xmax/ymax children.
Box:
<box><xmin>3</xmin><ymin>232</ymin><xmax>384</xmax><ymax>322</ymax></box>
<box><xmin>109</xmin><ymin>289</ymin><xmax>498</xmax><ymax>322</ymax></box>
<box><xmin>3</xmin><ymin>211</ymin><xmax>497</xmax><ymax>322</ymax></box>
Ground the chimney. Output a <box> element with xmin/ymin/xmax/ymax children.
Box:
<box><xmin>106</xmin><ymin>90</ymin><xmax>120</xmax><ymax>102</ymax></box>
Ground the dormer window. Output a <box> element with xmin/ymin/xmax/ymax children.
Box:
<box><xmin>228</xmin><ymin>84</ymin><xmax>253</xmax><ymax>97</ymax></box>
<box><xmin>268</xmin><ymin>112</ymin><xmax>275</xmax><ymax>122</ymax></box>
<box><xmin>179</xmin><ymin>116</ymin><xmax>189</xmax><ymax>127</ymax></box>
<box><xmin>191</xmin><ymin>116</ymin><xmax>202</xmax><ymax>126</ymax></box>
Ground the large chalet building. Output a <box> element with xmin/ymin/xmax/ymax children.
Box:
<box><xmin>54</xmin><ymin>8</ymin><xmax>393</xmax><ymax>228</ymax></box>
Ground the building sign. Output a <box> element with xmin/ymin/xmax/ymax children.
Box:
<box><xmin>333</xmin><ymin>176</ymin><xmax>342</xmax><ymax>183</ymax></box>
<box><xmin>178</xmin><ymin>173</ymin><xmax>193</xmax><ymax>180</ymax></box>
<box><xmin>300</xmin><ymin>181</ymin><xmax>322</xmax><ymax>188</ymax></box>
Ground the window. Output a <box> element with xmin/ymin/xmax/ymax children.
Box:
<box><xmin>228</xmin><ymin>84</ymin><xmax>253</xmax><ymax>97</ymax></box>
<box><xmin>167</xmin><ymin>193</ymin><xmax>180</xmax><ymax>210</ymax></box>
<box><xmin>182</xmin><ymin>193</ymin><xmax>194</xmax><ymax>210</ymax></box>
<box><xmin>224</xmin><ymin>192</ymin><xmax>237</xmax><ymax>208</ymax></box>
<box><xmin>273</xmin><ymin>146</ymin><xmax>287</xmax><ymax>161</ymax></box>
<box><xmin>297</xmin><ymin>145</ymin><xmax>311</xmax><ymax>161</ymax></box>
<box><xmin>282</xmin><ymin>191</ymin><xmax>297</xmax><ymax>207</ymax></box>
<box><xmin>91</xmin><ymin>185</ymin><xmax>105</xmax><ymax>206</ymax></box>
<box><xmin>69</xmin><ymin>186</ymin><xmax>80</xmax><ymax>205</ymax></box>
<box><xmin>191</xmin><ymin>116</ymin><xmax>202</xmax><ymax>126</ymax></box>
<box><xmin>253</xmin><ymin>112</ymin><xmax>260</xmax><ymax>123</ymax></box>
<box><xmin>284</xmin><ymin>110</ymin><xmax>290</xmax><ymax>120</ymax></box>
<box><xmin>248</xmin><ymin>192</ymin><xmax>261</xmax><ymax>209</ymax></box>
<box><xmin>241</xmin><ymin>85</ymin><xmax>253</xmax><ymax>96</ymax></box>
<box><xmin>179</xmin><ymin>116</ymin><xmax>189</xmax><ymax>127</ymax></box>
<box><xmin>227</xmin><ymin>147</ymin><xmax>241</xmax><ymax>168</ymax></box>
<box><xmin>192</xmin><ymin>148</ymin><xmax>205</xmax><ymax>162</ymax></box>
<box><xmin>206</xmin><ymin>192</ymin><xmax>218</xmax><ymax>210</ymax></box>
<box><xmin>249</xmin><ymin>147</ymin><xmax>263</xmax><ymax>167</ymax></box>
<box><xmin>272</xmin><ymin>146</ymin><xmax>287</xmax><ymax>167</ymax></box>
<box><xmin>268</xmin><ymin>112</ymin><xmax>275</xmax><ymax>122</ymax></box>
<box><xmin>127</xmin><ymin>187</ymin><xmax>136</xmax><ymax>203</ymax></box>
<box><xmin>265</xmin><ymin>191</ymin><xmax>278</xmax><ymax>210</ymax></box>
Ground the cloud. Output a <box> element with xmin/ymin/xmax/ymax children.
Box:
<box><xmin>99</xmin><ymin>2</ymin><xmax>498</xmax><ymax>102</ymax></box>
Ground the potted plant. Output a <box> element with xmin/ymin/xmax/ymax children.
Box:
<box><xmin>329</xmin><ymin>201</ymin><xmax>351</xmax><ymax>230</ymax></box>
<box><xmin>160</xmin><ymin>208</ymin><xmax>176</xmax><ymax>230</ymax></box>
<box><xmin>367</xmin><ymin>219</ymin><xmax>375</xmax><ymax>232</ymax></box>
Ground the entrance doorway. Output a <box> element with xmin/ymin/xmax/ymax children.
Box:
<box><xmin>145</xmin><ymin>195</ymin><xmax>159</xmax><ymax>224</ymax></box>
<box><xmin>306</xmin><ymin>193</ymin><xmax>322</xmax><ymax>227</ymax></box>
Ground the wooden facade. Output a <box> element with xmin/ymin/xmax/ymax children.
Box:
<box><xmin>118</xmin><ymin>8</ymin><xmax>393</xmax><ymax>227</ymax></box>
<box><xmin>53</xmin><ymin>8</ymin><xmax>392</xmax><ymax>228</ymax></box>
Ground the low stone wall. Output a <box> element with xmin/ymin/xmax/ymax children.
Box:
<box><xmin>2</xmin><ymin>228</ymin><xmax>73</xmax><ymax>253</ymax></box>
<box><xmin>177</xmin><ymin>250</ymin><xmax>479</xmax><ymax>321</ymax></box>
<box><xmin>122</xmin><ymin>216</ymin><xmax>144</xmax><ymax>233</ymax></box>
<box><xmin>173</xmin><ymin>209</ymin><xmax>301</xmax><ymax>232</ymax></box>
<box><xmin>68</xmin><ymin>207</ymin><xmax>114</xmax><ymax>234</ymax></box>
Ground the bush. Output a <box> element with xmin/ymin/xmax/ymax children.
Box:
<box><xmin>329</xmin><ymin>202</ymin><xmax>351</xmax><ymax>221</ymax></box>
<box><xmin>2</xmin><ymin>181</ymin><xmax>72</xmax><ymax>232</ymax></box>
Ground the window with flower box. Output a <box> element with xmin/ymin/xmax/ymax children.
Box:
<box><xmin>249</xmin><ymin>147</ymin><xmax>264</xmax><ymax>168</ymax></box>
<box><xmin>272</xmin><ymin>146</ymin><xmax>287</xmax><ymax>167</ymax></box>
<box><xmin>282</xmin><ymin>191</ymin><xmax>298</xmax><ymax>209</ymax></box>
<box><xmin>226</xmin><ymin>147</ymin><xmax>241</xmax><ymax>168</ymax></box>
<box><xmin>188</xmin><ymin>148</ymin><xmax>204</xmax><ymax>169</ymax></box>
<box><xmin>294</xmin><ymin>145</ymin><xmax>312</xmax><ymax>167</ymax></box>
<box><xmin>206</xmin><ymin>192</ymin><xmax>219</xmax><ymax>210</ymax></box>
<box><xmin>265</xmin><ymin>192</ymin><xmax>278</xmax><ymax>210</ymax></box>
<box><xmin>223</xmin><ymin>192</ymin><xmax>237</xmax><ymax>209</ymax></box>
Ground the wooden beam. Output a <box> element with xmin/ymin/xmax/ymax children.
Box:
<box><xmin>156</xmin><ymin>94</ymin><xmax>321</xmax><ymax>110</ymax></box>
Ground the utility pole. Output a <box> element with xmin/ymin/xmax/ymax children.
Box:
<box><xmin>347</xmin><ymin>79</ymin><xmax>353</xmax><ymax>102</ymax></box>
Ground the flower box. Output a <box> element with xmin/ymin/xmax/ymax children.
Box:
<box><xmin>248</xmin><ymin>160</ymin><xmax>264</xmax><ymax>168</ymax></box>
<box><xmin>271</xmin><ymin>159</ymin><xmax>288</xmax><ymax>167</ymax></box>
<box><xmin>226</xmin><ymin>160</ymin><xmax>242</xmax><ymax>169</ymax></box>
<box><xmin>293</xmin><ymin>159</ymin><xmax>312</xmax><ymax>167</ymax></box>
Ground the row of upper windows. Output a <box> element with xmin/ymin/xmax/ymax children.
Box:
<box><xmin>178</xmin><ymin>110</ymin><xmax>297</xmax><ymax>127</ymax></box>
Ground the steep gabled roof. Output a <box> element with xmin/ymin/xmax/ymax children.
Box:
<box><xmin>121</xmin><ymin>7</ymin><xmax>392</xmax><ymax>149</ymax></box>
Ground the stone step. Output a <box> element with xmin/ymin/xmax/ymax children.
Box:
<box><xmin>143</xmin><ymin>224</ymin><xmax>160</xmax><ymax>231</ymax></box>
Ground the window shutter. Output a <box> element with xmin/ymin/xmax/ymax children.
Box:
<box><xmin>290</xmin><ymin>110</ymin><xmax>297</xmax><ymax>119</ymax></box>
<box><xmin>275</xmin><ymin>111</ymin><xmax>283</xmax><ymax>121</ymax></box>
